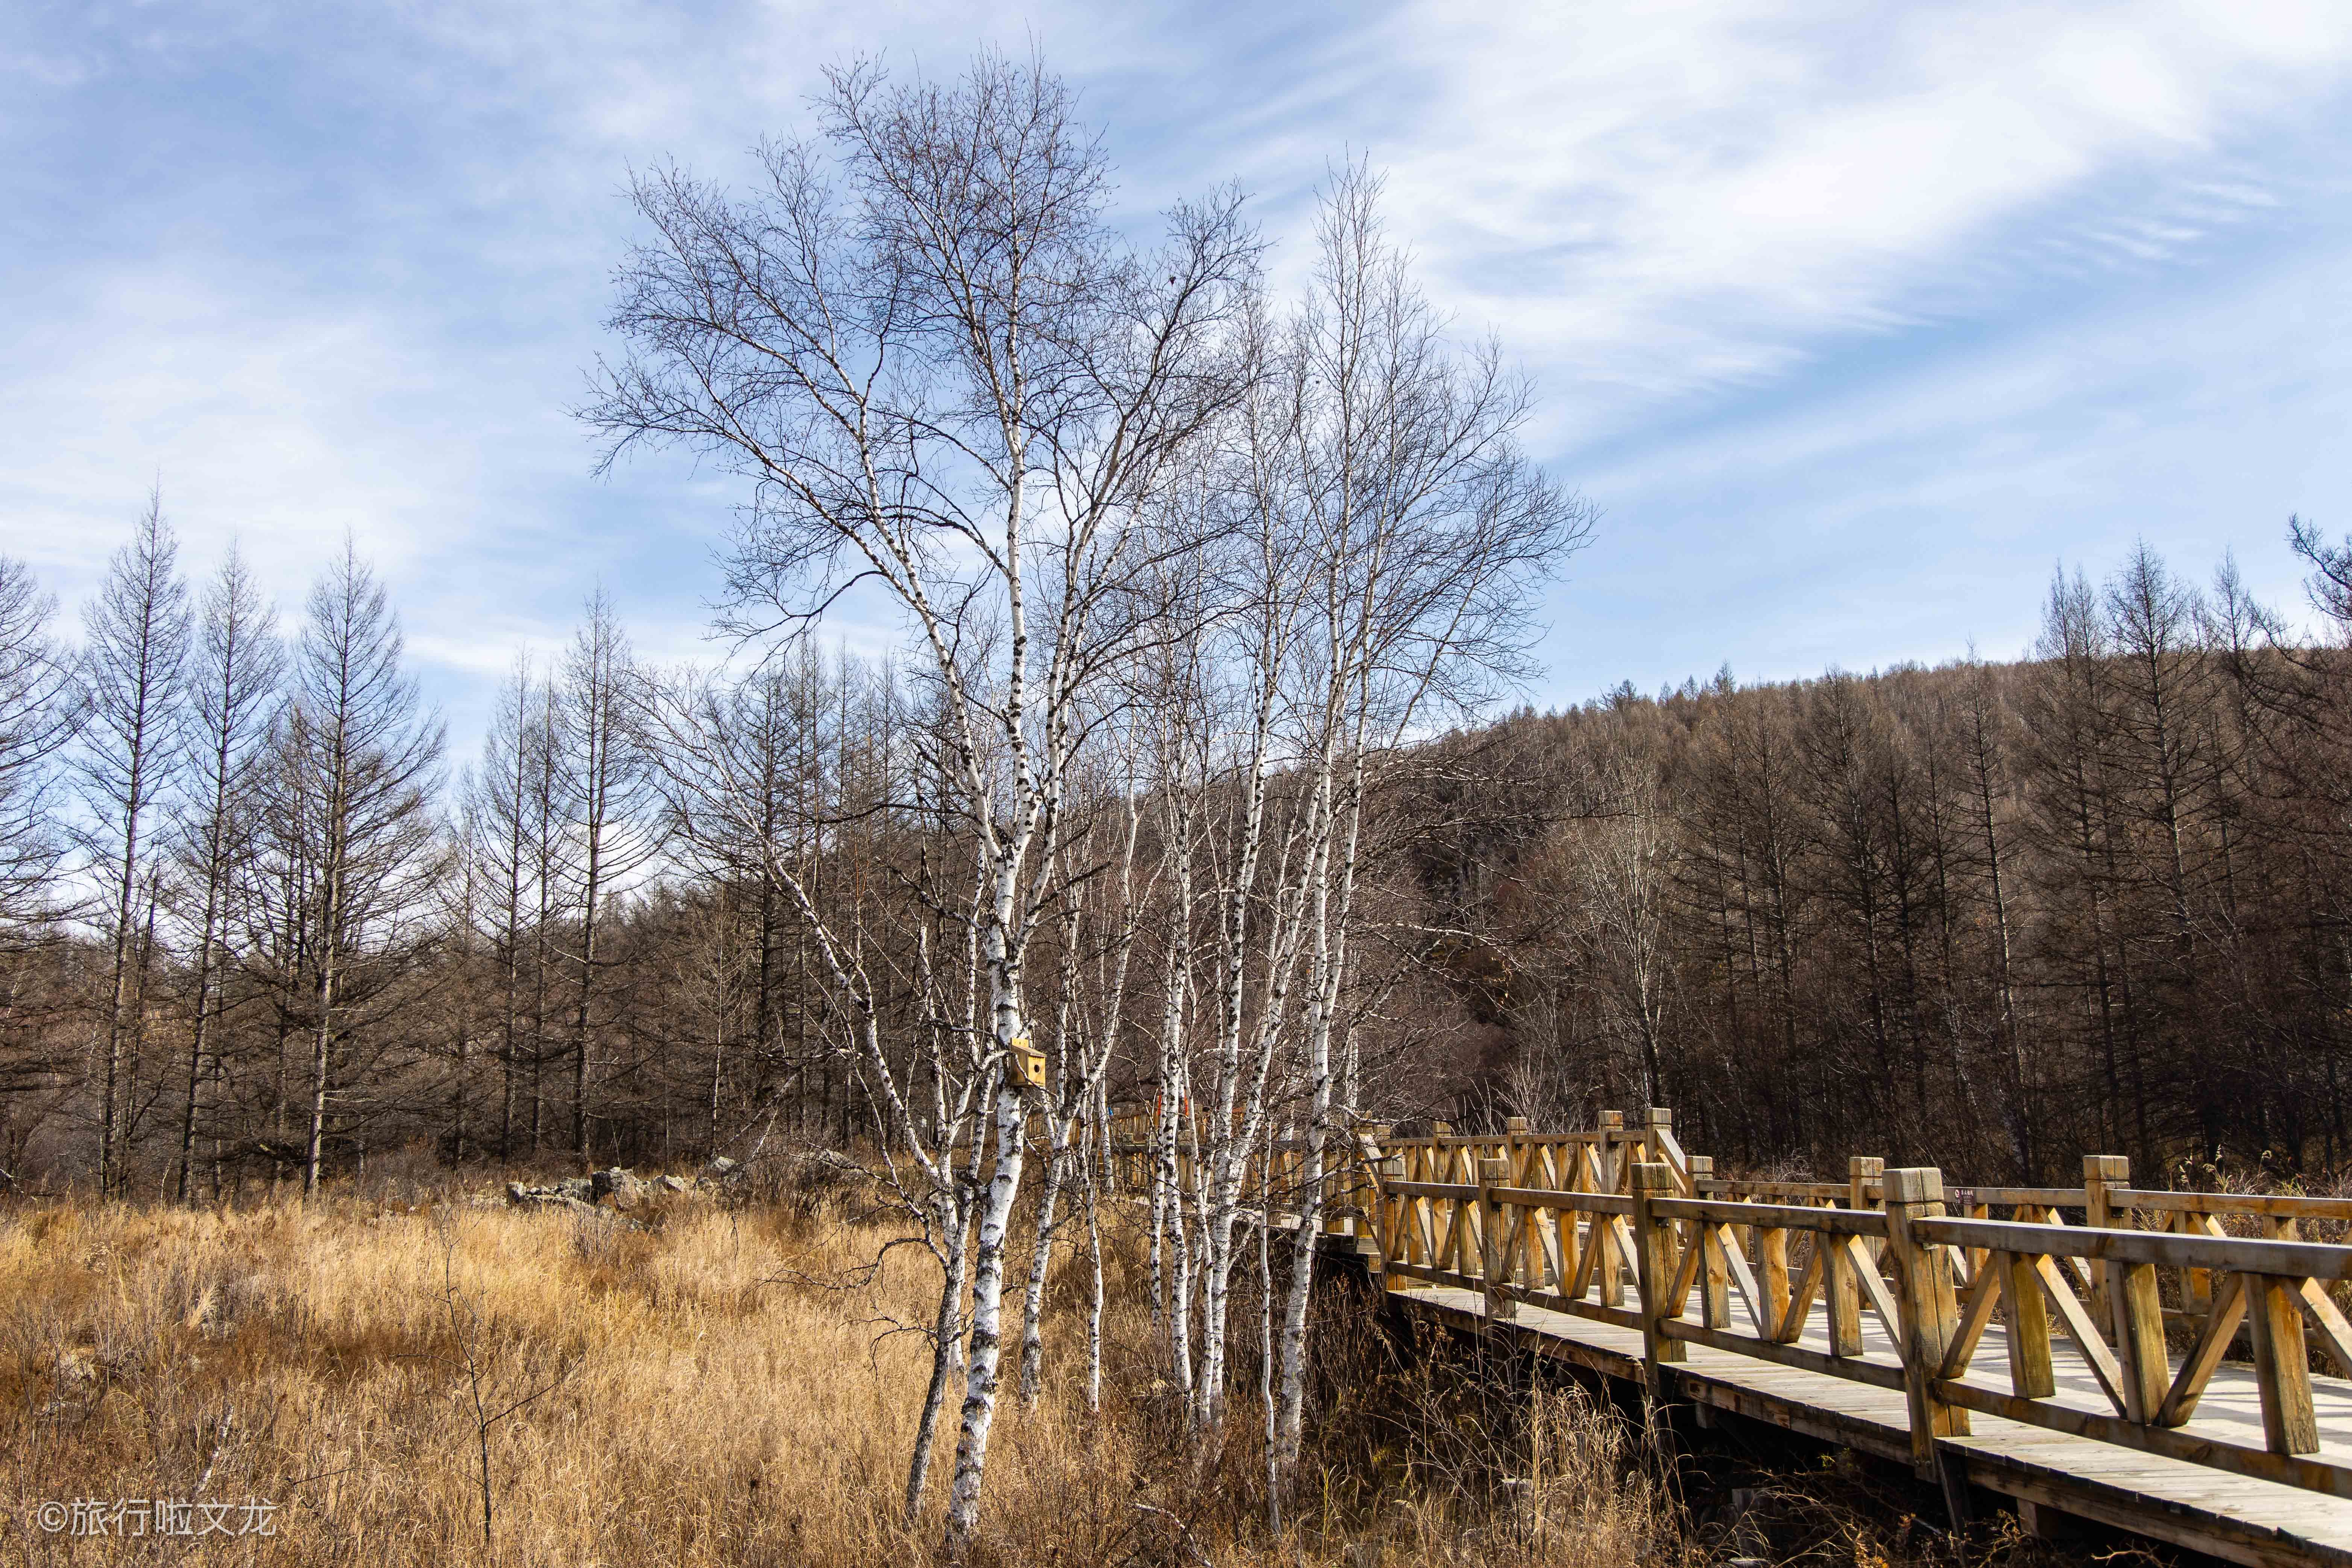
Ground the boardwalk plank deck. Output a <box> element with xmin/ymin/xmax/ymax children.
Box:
<box><xmin>1370</xmin><ymin>1269</ymin><xmax>2352</xmax><ymax>1566</ymax></box>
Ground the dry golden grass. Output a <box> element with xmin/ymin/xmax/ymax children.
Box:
<box><xmin>5</xmin><ymin>1179</ymin><xmax>1069</xmax><ymax>1564</ymax></box>
<box><xmin>0</xmin><ymin>1176</ymin><xmax>2109</xmax><ymax>1568</ymax></box>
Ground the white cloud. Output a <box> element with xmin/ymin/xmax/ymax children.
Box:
<box><xmin>2</xmin><ymin>271</ymin><xmax>448</xmax><ymax>586</ymax></box>
<box><xmin>4</xmin><ymin>0</ymin><xmax>2352</xmax><ymax>748</ymax></box>
<box><xmin>1537</xmin><ymin>238</ymin><xmax>2352</xmax><ymax>700</ymax></box>
<box><xmin>1328</xmin><ymin>0</ymin><xmax>2352</xmax><ymax>430</ymax></box>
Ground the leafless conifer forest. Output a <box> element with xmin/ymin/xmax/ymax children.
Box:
<box><xmin>9</xmin><ymin>49</ymin><xmax>2352</xmax><ymax>1565</ymax></box>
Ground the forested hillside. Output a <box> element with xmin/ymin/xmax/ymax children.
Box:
<box><xmin>1411</xmin><ymin>533</ymin><xmax>2352</xmax><ymax>1184</ymax></box>
<box><xmin>8</xmin><ymin>526</ymin><xmax>2352</xmax><ymax>1197</ymax></box>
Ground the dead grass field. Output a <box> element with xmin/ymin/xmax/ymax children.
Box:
<box><xmin>0</xmin><ymin>1174</ymin><xmax>2103</xmax><ymax>1567</ymax></box>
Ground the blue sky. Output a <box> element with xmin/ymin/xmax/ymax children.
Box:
<box><xmin>5</xmin><ymin>0</ymin><xmax>2350</xmax><ymax>750</ymax></box>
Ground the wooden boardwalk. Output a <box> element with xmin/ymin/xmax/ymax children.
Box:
<box><xmin>1367</xmin><ymin>1268</ymin><xmax>2352</xmax><ymax>1566</ymax></box>
<box><xmin>1128</xmin><ymin>1106</ymin><xmax>2352</xmax><ymax>1567</ymax></box>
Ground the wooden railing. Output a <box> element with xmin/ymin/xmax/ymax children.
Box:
<box><xmin>1174</xmin><ymin>1108</ymin><xmax>2352</xmax><ymax>1505</ymax></box>
<box><xmin>1915</xmin><ymin>1202</ymin><xmax>2352</xmax><ymax>1493</ymax></box>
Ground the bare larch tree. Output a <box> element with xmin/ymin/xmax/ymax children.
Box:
<box><xmin>170</xmin><ymin>543</ymin><xmax>282</xmax><ymax>1199</ymax></box>
<box><xmin>261</xmin><ymin>542</ymin><xmax>446</xmax><ymax>1195</ymax></box>
<box><xmin>77</xmin><ymin>493</ymin><xmax>190</xmax><ymax>1195</ymax></box>
<box><xmin>556</xmin><ymin>590</ymin><xmax>660</xmax><ymax>1165</ymax></box>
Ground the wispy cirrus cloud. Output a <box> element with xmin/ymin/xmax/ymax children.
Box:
<box><xmin>1327</xmin><ymin>2</ymin><xmax>2352</xmax><ymax>416</ymax></box>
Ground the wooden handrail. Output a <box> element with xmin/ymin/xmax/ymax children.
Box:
<box><xmin>1486</xmin><ymin>1185</ymin><xmax>1634</xmax><ymax>1216</ymax></box>
<box><xmin>1916</xmin><ymin>1215</ymin><xmax>2352</xmax><ymax>1280</ymax></box>
<box><xmin>1947</xmin><ymin>1185</ymin><xmax>2089</xmax><ymax>1207</ymax></box>
<box><xmin>1651</xmin><ymin>1197</ymin><xmax>1890</xmax><ymax>1236</ymax></box>
<box><xmin>2115</xmin><ymin>1187</ymin><xmax>2352</xmax><ymax>1222</ymax></box>
<box><xmin>1385</xmin><ymin>1179</ymin><xmax>1480</xmax><ymax>1201</ymax></box>
<box><xmin>1689</xmin><ymin>1179</ymin><xmax>2347</xmax><ymax>1215</ymax></box>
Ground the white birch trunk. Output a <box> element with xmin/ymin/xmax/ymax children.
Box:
<box><xmin>905</xmin><ymin>1188</ymin><xmax>974</xmax><ymax>1520</ymax></box>
<box><xmin>1016</xmin><ymin>1131</ymin><xmax>1066</xmax><ymax>1406</ymax></box>
<box><xmin>943</xmin><ymin>1060</ymin><xmax>1030</xmax><ymax>1546</ymax></box>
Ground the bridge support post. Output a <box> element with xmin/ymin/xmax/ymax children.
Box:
<box><xmin>1479</xmin><ymin>1157</ymin><xmax>1516</xmax><ymax>1322</ymax></box>
<box><xmin>1632</xmin><ymin>1161</ymin><xmax>1684</xmax><ymax>1451</ymax></box>
<box><xmin>1884</xmin><ymin>1166</ymin><xmax>1972</xmax><ymax>1525</ymax></box>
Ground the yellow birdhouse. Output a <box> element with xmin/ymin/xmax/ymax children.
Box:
<box><xmin>1010</xmin><ymin>1037</ymin><xmax>1047</xmax><ymax>1089</ymax></box>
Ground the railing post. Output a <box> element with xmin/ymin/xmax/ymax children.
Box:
<box><xmin>1848</xmin><ymin>1155</ymin><xmax>1884</xmax><ymax>1214</ymax></box>
<box><xmin>2083</xmin><ymin>1154</ymin><xmax>2126</xmax><ymax>1322</ymax></box>
<box><xmin>2178</xmin><ymin>1209</ymin><xmax>2214</xmax><ymax>1324</ymax></box>
<box><xmin>1883</xmin><ymin>1167</ymin><xmax>1972</xmax><ymax>1522</ymax></box>
<box><xmin>1643</xmin><ymin>1106</ymin><xmax>1678</xmax><ymax>1187</ymax></box>
<box><xmin>1598</xmin><ymin>1113</ymin><xmax>1628</xmax><ymax>1304</ymax></box>
<box><xmin>1684</xmin><ymin>1156</ymin><xmax>1727</xmax><ymax>1329</ymax></box>
<box><xmin>1837</xmin><ymin>1155</ymin><xmax>1887</xmax><ymax>1348</ymax></box>
<box><xmin>1849</xmin><ymin>1157</ymin><xmax>1887</xmax><ymax>1283</ymax></box>
<box><xmin>1374</xmin><ymin>1153</ymin><xmax>1405</xmax><ymax>1279</ymax></box>
<box><xmin>1479</xmin><ymin>1156</ymin><xmax>1515</xmax><ymax>1321</ymax></box>
<box><xmin>2082</xmin><ymin>1154</ymin><xmax>2170</xmax><ymax>1422</ymax></box>
<box><xmin>1631</xmin><ymin>1161</ymin><xmax>1684</xmax><ymax>1448</ymax></box>
<box><xmin>1352</xmin><ymin>1125</ymin><xmax>1392</xmax><ymax>1241</ymax></box>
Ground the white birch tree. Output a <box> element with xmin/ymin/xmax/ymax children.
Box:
<box><xmin>1134</xmin><ymin>164</ymin><xmax>1588</xmax><ymax>1463</ymax></box>
<box><xmin>1262</xmin><ymin>167</ymin><xmax>1588</xmax><ymax>1469</ymax></box>
<box><xmin>587</xmin><ymin>51</ymin><xmax>1257</xmax><ymax>1551</ymax></box>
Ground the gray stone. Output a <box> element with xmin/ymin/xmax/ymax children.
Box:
<box><xmin>504</xmin><ymin>1176</ymin><xmax>645</xmax><ymax>1224</ymax></box>
<box><xmin>512</xmin><ymin>1188</ymin><xmax>634</xmax><ymax>1226</ymax></box>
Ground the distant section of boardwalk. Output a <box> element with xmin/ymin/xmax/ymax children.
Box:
<box><xmin>1120</xmin><ymin>1107</ymin><xmax>2352</xmax><ymax>1567</ymax></box>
